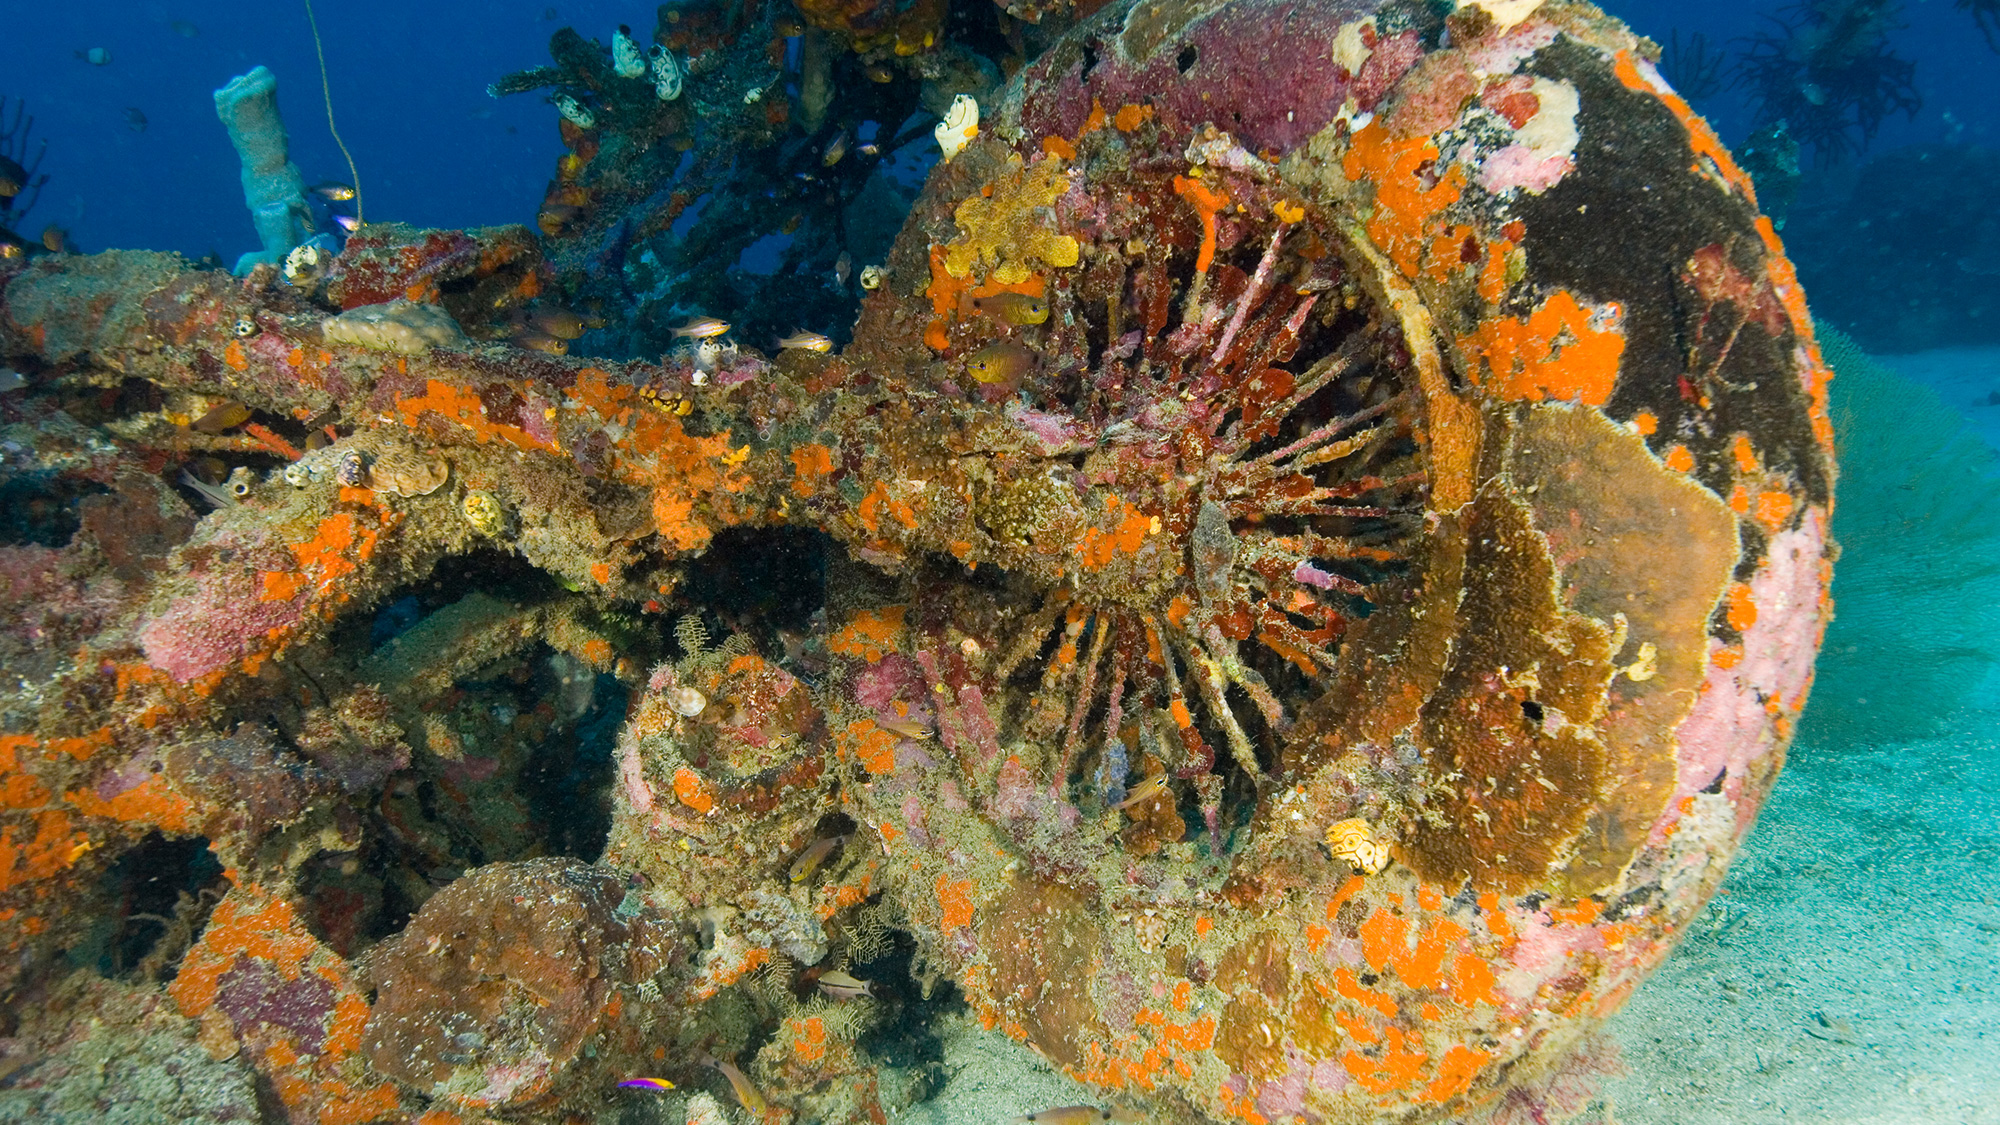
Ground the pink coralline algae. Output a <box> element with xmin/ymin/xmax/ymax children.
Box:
<box><xmin>0</xmin><ymin>1</ymin><xmax>1832</xmax><ymax>1123</ymax></box>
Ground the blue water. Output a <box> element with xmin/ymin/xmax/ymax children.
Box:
<box><xmin>5</xmin><ymin>1</ymin><xmax>2000</xmax><ymax>261</ymax></box>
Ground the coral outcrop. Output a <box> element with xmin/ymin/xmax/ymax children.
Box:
<box><xmin>0</xmin><ymin>1</ymin><xmax>1832</xmax><ymax>1123</ymax></box>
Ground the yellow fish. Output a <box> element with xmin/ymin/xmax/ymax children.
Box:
<box><xmin>876</xmin><ymin>717</ymin><xmax>932</xmax><ymax>740</ymax></box>
<box><xmin>512</xmin><ymin>331</ymin><xmax>569</xmax><ymax>355</ymax></box>
<box><xmin>671</xmin><ymin>316</ymin><xmax>731</xmax><ymax>339</ymax></box>
<box><xmin>707</xmin><ymin>1058</ymin><xmax>767</xmax><ymax>1115</ymax></box>
<box><xmin>788</xmin><ymin>833</ymin><xmax>847</xmax><ymax>884</ymax></box>
<box><xmin>527</xmin><ymin>307</ymin><xmax>590</xmax><ymax>340</ymax></box>
<box><xmin>972</xmin><ymin>292</ymin><xmax>1050</xmax><ymax>325</ymax></box>
<box><xmin>190</xmin><ymin>400</ymin><xmax>252</xmax><ymax>434</ymax></box>
<box><xmin>776</xmin><ymin>330</ymin><xmax>834</xmax><ymax>353</ymax></box>
<box><xmin>965</xmin><ymin>340</ymin><xmax>1036</xmax><ymax>385</ymax></box>
<box><xmin>1110</xmin><ymin>773</ymin><xmax>1170</xmax><ymax>812</ymax></box>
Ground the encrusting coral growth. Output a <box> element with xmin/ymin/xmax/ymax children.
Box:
<box><xmin>0</xmin><ymin>2</ymin><xmax>1832</xmax><ymax>1123</ymax></box>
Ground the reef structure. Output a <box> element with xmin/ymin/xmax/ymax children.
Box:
<box><xmin>0</xmin><ymin>1</ymin><xmax>1831</xmax><ymax>1123</ymax></box>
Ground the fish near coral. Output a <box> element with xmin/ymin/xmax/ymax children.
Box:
<box><xmin>964</xmin><ymin>340</ymin><xmax>1035</xmax><ymax>385</ymax></box>
<box><xmin>619</xmin><ymin>1077</ymin><xmax>677</xmax><ymax>1092</ymax></box>
<box><xmin>1017</xmin><ymin>1108</ymin><xmax>1115</xmax><ymax>1125</ymax></box>
<box><xmin>672</xmin><ymin>316</ymin><xmax>731</xmax><ymax>339</ymax></box>
<box><xmin>511</xmin><ymin>329</ymin><xmax>570</xmax><ymax>354</ymax></box>
<box><xmin>777</xmin><ymin>330</ymin><xmax>834</xmax><ymax>353</ymax></box>
<box><xmin>706</xmin><ymin>1058</ymin><xmax>767</xmax><ymax>1115</ymax></box>
<box><xmin>525</xmin><ymin>306</ymin><xmax>591</xmax><ymax>339</ymax></box>
<box><xmin>972</xmin><ymin>292</ymin><xmax>1050</xmax><ymax>325</ymax></box>
<box><xmin>816</xmin><ymin>969</ymin><xmax>874</xmax><ymax>1000</ymax></box>
<box><xmin>190</xmin><ymin>399</ymin><xmax>252</xmax><ymax>434</ymax></box>
<box><xmin>788</xmin><ymin>833</ymin><xmax>847</xmax><ymax>883</ymax></box>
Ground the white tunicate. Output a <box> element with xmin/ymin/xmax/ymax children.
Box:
<box><xmin>666</xmin><ymin>686</ymin><xmax>708</xmax><ymax>718</ymax></box>
<box><xmin>693</xmin><ymin>337</ymin><xmax>723</xmax><ymax>376</ymax></box>
<box><xmin>934</xmin><ymin>94</ymin><xmax>979</xmax><ymax>161</ymax></box>
<box><xmin>555</xmin><ymin>93</ymin><xmax>595</xmax><ymax>129</ymax></box>
<box><xmin>650</xmin><ymin>46</ymin><xmax>683</xmax><ymax>101</ymax></box>
<box><xmin>613</xmin><ymin>26</ymin><xmax>648</xmax><ymax>79</ymax></box>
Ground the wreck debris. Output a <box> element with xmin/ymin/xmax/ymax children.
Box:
<box><xmin>0</xmin><ymin>1</ymin><xmax>1832</xmax><ymax>1123</ymax></box>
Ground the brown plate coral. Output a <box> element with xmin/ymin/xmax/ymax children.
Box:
<box><xmin>0</xmin><ymin>1</ymin><xmax>1831</xmax><ymax>1123</ymax></box>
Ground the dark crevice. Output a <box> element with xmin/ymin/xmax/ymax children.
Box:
<box><xmin>91</xmin><ymin>832</ymin><xmax>225</xmax><ymax>983</ymax></box>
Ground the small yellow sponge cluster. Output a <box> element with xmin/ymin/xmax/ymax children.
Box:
<box><xmin>943</xmin><ymin>154</ymin><xmax>1080</xmax><ymax>284</ymax></box>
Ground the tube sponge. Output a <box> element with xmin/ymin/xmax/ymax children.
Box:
<box><xmin>214</xmin><ymin>66</ymin><xmax>311</xmax><ymax>276</ymax></box>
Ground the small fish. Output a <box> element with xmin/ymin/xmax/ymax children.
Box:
<box><xmin>776</xmin><ymin>330</ymin><xmax>833</xmax><ymax>353</ymax></box>
<box><xmin>526</xmin><ymin>307</ymin><xmax>589</xmax><ymax>339</ymax></box>
<box><xmin>964</xmin><ymin>340</ymin><xmax>1036</xmax><ymax>385</ymax></box>
<box><xmin>707</xmin><ymin>1058</ymin><xmax>767</xmax><ymax>1115</ymax></box>
<box><xmin>832</xmin><ymin>251</ymin><xmax>853</xmax><ymax>287</ymax></box>
<box><xmin>538</xmin><ymin>203</ymin><xmax>585</xmax><ymax>236</ymax></box>
<box><xmin>865</xmin><ymin>63</ymin><xmax>895</xmax><ymax>83</ymax></box>
<box><xmin>331</xmin><ymin>214</ymin><xmax>361</xmax><ymax>233</ymax></box>
<box><xmin>618</xmin><ymin>1077</ymin><xmax>677</xmax><ymax>1092</ymax></box>
<box><xmin>170</xmin><ymin>19</ymin><xmax>199</xmax><ymax>37</ymax></box>
<box><xmin>816</xmin><ymin>969</ymin><xmax>874</xmax><ymax>1001</ymax></box>
<box><xmin>788</xmin><ymin>833</ymin><xmax>847</xmax><ymax>884</ymax></box>
<box><xmin>1017</xmin><ymin>1109</ymin><xmax>1114</xmax><ymax>1125</ymax></box>
<box><xmin>857</xmin><ymin>141</ymin><xmax>880</xmax><ymax>157</ymax></box>
<box><xmin>1110</xmin><ymin>773</ymin><xmax>1170</xmax><ymax>812</ymax></box>
<box><xmin>178</xmin><ymin>467</ymin><xmax>253</xmax><ymax>509</ymax></box>
<box><xmin>311</xmin><ymin>181</ymin><xmax>357</xmax><ymax>202</ymax></box>
<box><xmin>0</xmin><ymin>154</ymin><xmax>26</xmax><ymax>197</ymax></box>
<box><xmin>191</xmin><ymin>400</ymin><xmax>252</xmax><ymax>434</ymax></box>
<box><xmin>972</xmin><ymin>292</ymin><xmax>1049</xmax><ymax>326</ymax></box>
<box><xmin>671</xmin><ymin>316</ymin><xmax>731</xmax><ymax>339</ymax></box>
<box><xmin>123</xmin><ymin>107</ymin><xmax>148</xmax><ymax>132</ymax></box>
<box><xmin>876</xmin><ymin>717</ymin><xmax>931</xmax><ymax>740</ymax></box>
<box><xmin>40</xmin><ymin>226</ymin><xmax>71</xmax><ymax>254</ymax></box>
<box><xmin>512</xmin><ymin>331</ymin><xmax>569</xmax><ymax>355</ymax></box>
<box><xmin>822</xmin><ymin>132</ymin><xmax>849</xmax><ymax>166</ymax></box>
<box><xmin>80</xmin><ymin>47</ymin><xmax>112</xmax><ymax>66</ymax></box>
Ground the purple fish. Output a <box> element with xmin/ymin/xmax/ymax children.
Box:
<box><xmin>619</xmin><ymin>1077</ymin><xmax>676</xmax><ymax>1092</ymax></box>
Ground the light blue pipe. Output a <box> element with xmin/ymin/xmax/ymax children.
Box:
<box><xmin>214</xmin><ymin>66</ymin><xmax>312</xmax><ymax>275</ymax></box>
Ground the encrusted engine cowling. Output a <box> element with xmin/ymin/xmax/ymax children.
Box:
<box><xmin>823</xmin><ymin>0</ymin><xmax>1833</xmax><ymax>1120</ymax></box>
<box><xmin>0</xmin><ymin>1</ymin><xmax>1831</xmax><ymax>1122</ymax></box>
